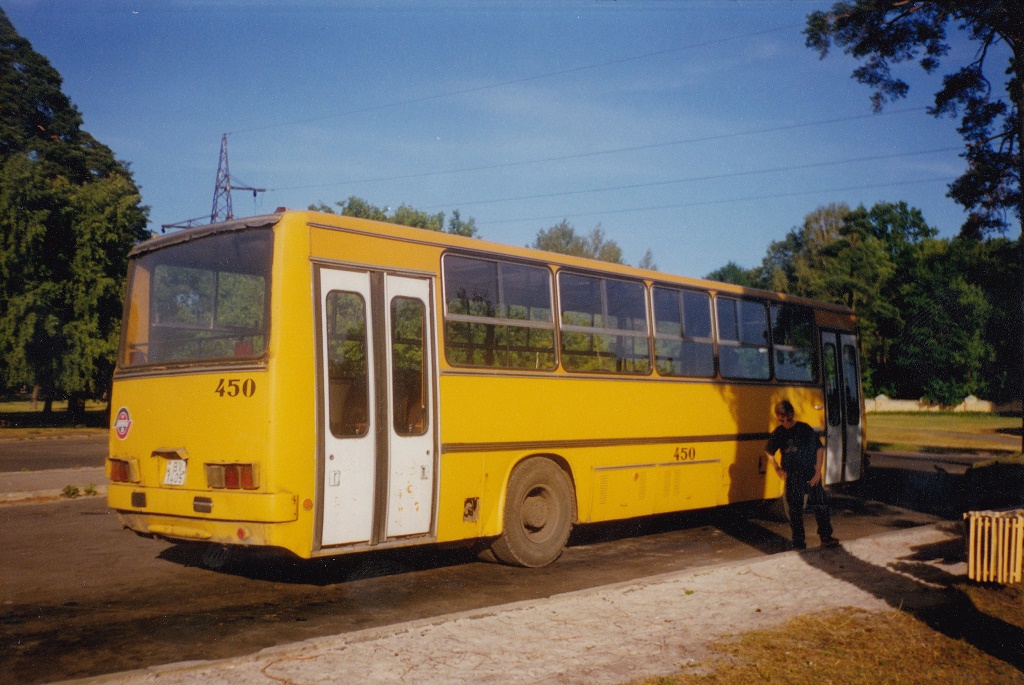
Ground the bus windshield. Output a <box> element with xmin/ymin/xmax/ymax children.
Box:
<box><xmin>120</xmin><ymin>228</ymin><xmax>273</xmax><ymax>368</ymax></box>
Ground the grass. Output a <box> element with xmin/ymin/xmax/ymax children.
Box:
<box><xmin>633</xmin><ymin>584</ymin><xmax>1024</xmax><ymax>685</ymax></box>
<box><xmin>0</xmin><ymin>400</ymin><xmax>109</xmax><ymax>435</ymax></box>
<box><xmin>867</xmin><ymin>412</ymin><xmax>1022</xmax><ymax>454</ymax></box>
<box><xmin>0</xmin><ymin>399</ymin><xmax>107</xmax><ymax>414</ymax></box>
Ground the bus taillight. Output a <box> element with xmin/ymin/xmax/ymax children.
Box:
<box><xmin>108</xmin><ymin>458</ymin><xmax>139</xmax><ymax>483</ymax></box>
<box><xmin>205</xmin><ymin>463</ymin><xmax>260</xmax><ymax>490</ymax></box>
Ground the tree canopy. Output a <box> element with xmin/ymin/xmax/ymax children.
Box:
<box><xmin>708</xmin><ymin>201</ymin><xmax>1017</xmax><ymax>405</ymax></box>
<box><xmin>805</xmin><ymin>3</ymin><xmax>1021</xmax><ymax>426</ymax></box>
<box><xmin>311</xmin><ymin>196</ymin><xmax>478</xmax><ymax>237</ymax></box>
<box><xmin>530</xmin><ymin>220</ymin><xmax>626</xmax><ymax>264</ymax></box>
<box><xmin>806</xmin><ymin>1</ymin><xmax>1021</xmax><ymax>237</ymax></box>
<box><xmin>0</xmin><ymin>9</ymin><xmax>149</xmax><ymax>410</ymax></box>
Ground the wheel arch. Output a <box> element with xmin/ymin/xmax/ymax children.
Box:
<box><xmin>494</xmin><ymin>452</ymin><xmax>578</xmax><ymax>534</ymax></box>
<box><xmin>487</xmin><ymin>453</ymin><xmax>579</xmax><ymax>567</ymax></box>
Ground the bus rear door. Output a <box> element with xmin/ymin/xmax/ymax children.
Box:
<box><xmin>821</xmin><ymin>331</ymin><xmax>864</xmax><ymax>484</ymax></box>
<box><xmin>317</xmin><ymin>268</ymin><xmax>437</xmax><ymax>548</ymax></box>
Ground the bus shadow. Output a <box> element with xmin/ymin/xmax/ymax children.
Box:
<box><xmin>566</xmin><ymin>507</ymin><xmax>717</xmax><ymax>547</ymax></box>
<box><xmin>159</xmin><ymin>541</ymin><xmax>480</xmax><ymax>586</ymax></box>
<box><xmin>798</xmin><ymin>527</ymin><xmax>1024</xmax><ymax>674</ymax></box>
<box><xmin>565</xmin><ymin>504</ymin><xmax>794</xmax><ymax>555</ymax></box>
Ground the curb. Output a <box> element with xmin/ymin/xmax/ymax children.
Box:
<box><xmin>0</xmin><ymin>485</ymin><xmax>106</xmax><ymax>505</ymax></box>
<box><xmin>0</xmin><ymin>466</ymin><xmax>108</xmax><ymax>505</ymax></box>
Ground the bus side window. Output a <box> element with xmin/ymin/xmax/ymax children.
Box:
<box><xmin>716</xmin><ymin>297</ymin><xmax>770</xmax><ymax>380</ymax></box>
<box><xmin>842</xmin><ymin>343</ymin><xmax>861</xmax><ymax>426</ymax></box>
<box><xmin>770</xmin><ymin>302</ymin><xmax>817</xmax><ymax>382</ymax></box>
<box><xmin>559</xmin><ymin>272</ymin><xmax>650</xmax><ymax>374</ymax></box>
<box><xmin>391</xmin><ymin>296</ymin><xmax>428</xmax><ymax>436</ymax></box>
<box><xmin>823</xmin><ymin>342</ymin><xmax>841</xmax><ymax>426</ymax></box>
<box><xmin>326</xmin><ymin>291</ymin><xmax>370</xmax><ymax>437</ymax></box>
<box><xmin>442</xmin><ymin>255</ymin><xmax>556</xmax><ymax>370</ymax></box>
<box><xmin>652</xmin><ymin>286</ymin><xmax>714</xmax><ymax>377</ymax></box>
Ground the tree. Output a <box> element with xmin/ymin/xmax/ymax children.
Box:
<box><xmin>723</xmin><ymin>202</ymin><xmax>973</xmax><ymax>398</ymax></box>
<box><xmin>531</xmin><ymin>220</ymin><xmax>626</xmax><ymax>264</ymax></box>
<box><xmin>883</xmin><ymin>237</ymin><xmax>993</xmax><ymax>404</ymax></box>
<box><xmin>0</xmin><ymin>9</ymin><xmax>149</xmax><ymax>414</ymax></box>
<box><xmin>806</xmin><ymin>2</ymin><xmax>1022</xmax><ymax>438</ymax></box>
<box><xmin>705</xmin><ymin>261</ymin><xmax>760</xmax><ymax>287</ymax></box>
<box><xmin>638</xmin><ymin>249</ymin><xmax>657</xmax><ymax>271</ymax></box>
<box><xmin>312</xmin><ymin>196</ymin><xmax>478</xmax><ymax>237</ymax></box>
<box><xmin>446</xmin><ymin>209</ymin><xmax>478</xmax><ymax>238</ymax></box>
<box><xmin>806</xmin><ymin>2</ymin><xmax>1021</xmax><ymax>237</ymax></box>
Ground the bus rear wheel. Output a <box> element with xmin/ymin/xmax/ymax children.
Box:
<box><xmin>490</xmin><ymin>458</ymin><xmax>575</xmax><ymax>568</ymax></box>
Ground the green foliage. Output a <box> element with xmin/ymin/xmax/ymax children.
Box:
<box><xmin>0</xmin><ymin>10</ymin><xmax>149</xmax><ymax>405</ymax></box>
<box><xmin>806</xmin><ymin>1</ymin><xmax>1021</xmax><ymax>236</ymax></box>
<box><xmin>959</xmin><ymin>237</ymin><xmax>1021</xmax><ymax>401</ymax></box>
<box><xmin>531</xmin><ymin>220</ymin><xmax>626</xmax><ymax>264</ymax></box>
<box><xmin>804</xmin><ymin>2</ymin><xmax>1022</xmax><ymax>410</ymax></box>
<box><xmin>881</xmin><ymin>239</ymin><xmax>993</xmax><ymax>404</ymax></box>
<box><xmin>710</xmin><ymin>201</ymin><xmax>1012</xmax><ymax>404</ymax></box>
<box><xmin>312</xmin><ymin>196</ymin><xmax>478</xmax><ymax>237</ymax></box>
<box><xmin>705</xmin><ymin>261</ymin><xmax>760</xmax><ymax>288</ymax></box>
<box><xmin>446</xmin><ymin>209</ymin><xmax>478</xmax><ymax>238</ymax></box>
<box><xmin>638</xmin><ymin>249</ymin><xmax>657</xmax><ymax>271</ymax></box>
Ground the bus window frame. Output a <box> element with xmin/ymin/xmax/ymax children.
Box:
<box><xmin>557</xmin><ymin>270</ymin><xmax>652</xmax><ymax>376</ymax></box>
<box><xmin>713</xmin><ymin>294</ymin><xmax>771</xmax><ymax>382</ymax></box>
<box><xmin>651</xmin><ymin>284</ymin><xmax>717</xmax><ymax>379</ymax></box>
<box><xmin>118</xmin><ymin>225</ymin><xmax>275</xmax><ymax>372</ymax></box>
<box><xmin>769</xmin><ymin>301</ymin><xmax>819</xmax><ymax>384</ymax></box>
<box><xmin>440</xmin><ymin>251</ymin><xmax>558</xmax><ymax>372</ymax></box>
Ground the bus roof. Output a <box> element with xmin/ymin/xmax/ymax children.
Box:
<box><xmin>133</xmin><ymin>209</ymin><xmax>856</xmax><ymax>318</ymax></box>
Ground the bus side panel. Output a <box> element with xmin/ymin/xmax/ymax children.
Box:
<box><xmin>434</xmin><ymin>374</ymin><xmax>822</xmax><ymax>536</ymax></box>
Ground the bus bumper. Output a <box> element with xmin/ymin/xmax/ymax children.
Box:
<box><xmin>108</xmin><ymin>483</ymin><xmax>298</xmax><ymax>544</ymax></box>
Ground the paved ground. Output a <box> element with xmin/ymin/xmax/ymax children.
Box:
<box><xmin>0</xmin><ymin>458</ymin><xmax>982</xmax><ymax>685</ymax></box>
<box><xmin>0</xmin><ymin>466</ymin><xmax>106</xmax><ymax>504</ymax></box>
<box><xmin>46</xmin><ymin>523</ymin><xmax>964</xmax><ymax>685</ymax></box>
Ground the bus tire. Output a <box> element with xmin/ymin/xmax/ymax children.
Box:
<box><xmin>490</xmin><ymin>458</ymin><xmax>575</xmax><ymax>568</ymax></box>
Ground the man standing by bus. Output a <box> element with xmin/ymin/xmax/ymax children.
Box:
<box><xmin>765</xmin><ymin>400</ymin><xmax>839</xmax><ymax>550</ymax></box>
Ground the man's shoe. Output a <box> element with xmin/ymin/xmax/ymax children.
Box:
<box><xmin>820</xmin><ymin>537</ymin><xmax>840</xmax><ymax>548</ymax></box>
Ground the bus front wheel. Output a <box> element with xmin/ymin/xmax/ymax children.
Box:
<box><xmin>490</xmin><ymin>458</ymin><xmax>575</xmax><ymax>568</ymax></box>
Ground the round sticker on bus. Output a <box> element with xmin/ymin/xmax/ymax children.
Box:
<box><xmin>114</xmin><ymin>407</ymin><xmax>132</xmax><ymax>440</ymax></box>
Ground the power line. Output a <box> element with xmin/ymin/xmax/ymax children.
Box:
<box><xmin>268</xmin><ymin>106</ymin><xmax>929</xmax><ymax>192</ymax></box>
<box><xmin>481</xmin><ymin>176</ymin><xmax>958</xmax><ymax>227</ymax></box>
<box><xmin>231</xmin><ymin>23</ymin><xmax>800</xmax><ymax>136</ymax></box>
<box><xmin>430</xmin><ymin>146</ymin><xmax>961</xmax><ymax>209</ymax></box>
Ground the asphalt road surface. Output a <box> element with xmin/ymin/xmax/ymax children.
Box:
<box><xmin>0</xmin><ymin>489</ymin><xmax>939</xmax><ymax>684</ymax></box>
<box><xmin>0</xmin><ymin>433</ymin><xmax>107</xmax><ymax>472</ymax></box>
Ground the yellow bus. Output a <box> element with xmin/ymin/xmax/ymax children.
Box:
<box><xmin>107</xmin><ymin>209</ymin><xmax>864</xmax><ymax>567</ymax></box>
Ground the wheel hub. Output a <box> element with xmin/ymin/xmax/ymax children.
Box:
<box><xmin>521</xmin><ymin>489</ymin><xmax>550</xmax><ymax>531</ymax></box>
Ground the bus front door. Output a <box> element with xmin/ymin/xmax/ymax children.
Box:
<box><xmin>318</xmin><ymin>268</ymin><xmax>437</xmax><ymax>548</ymax></box>
<box><xmin>820</xmin><ymin>331</ymin><xmax>864</xmax><ymax>485</ymax></box>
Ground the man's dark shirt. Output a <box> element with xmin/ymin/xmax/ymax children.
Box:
<box><xmin>765</xmin><ymin>421</ymin><xmax>822</xmax><ymax>481</ymax></box>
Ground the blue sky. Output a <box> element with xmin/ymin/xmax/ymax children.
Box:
<box><xmin>5</xmin><ymin>0</ymin><xmax>994</xmax><ymax>279</ymax></box>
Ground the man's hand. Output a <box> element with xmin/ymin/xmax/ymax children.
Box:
<box><xmin>765</xmin><ymin>453</ymin><xmax>786</xmax><ymax>479</ymax></box>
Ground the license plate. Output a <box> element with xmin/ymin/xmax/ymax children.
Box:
<box><xmin>164</xmin><ymin>459</ymin><xmax>187</xmax><ymax>486</ymax></box>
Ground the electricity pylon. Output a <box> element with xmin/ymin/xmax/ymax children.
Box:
<box><xmin>161</xmin><ymin>133</ymin><xmax>265</xmax><ymax>232</ymax></box>
<box><xmin>210</xmin><ymin>133</ymin><xmax>265</xmax><ymax>223</ymax></box>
